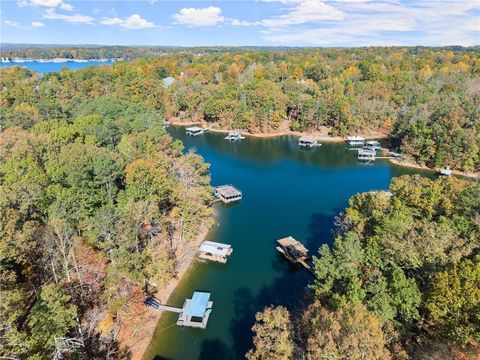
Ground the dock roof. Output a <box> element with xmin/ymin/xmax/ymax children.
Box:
<box><xmin>299</xmin><ymin>136</ymin><xmax>317</xmax><ymax>143</ymax></box>
<box><xmin>277</xmin><ymin>236</ymin><xmax>308</xmax><ymax>254</ymax></box>
<box><xmin>199</xmin><ymin>241</ymin><xmax>231</xmax><ymax>256</ymax></box>
<box><xmin>187</xmin><ymin>292</ymin><xmax>211</xmax><ymax>317</ymax></box>
<box><xmin>186</xmin><ymin>126</ymin><xmax>204</xmax><ymax>132</ymax></box>
<box><xmin>216</xmin><ymin>185</ymin><xmax>242</xmax><ymax>198</ymax></box>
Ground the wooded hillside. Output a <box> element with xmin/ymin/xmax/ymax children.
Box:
<box><xmin>1</xmin><ymin>47</ymin><xmax>479</xmax><ymax>172</ymax></box>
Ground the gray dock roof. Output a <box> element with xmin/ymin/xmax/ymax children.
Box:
<box><xmin>199</xmin><ymin>241</ymin><xmax>231</xmax><ymax>256</ymax></box>
<box><xmin>216</xmin><ymin>185</ymin><xmax>242</xmax><ymax>198</ymax></box>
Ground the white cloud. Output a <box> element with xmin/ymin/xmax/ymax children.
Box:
<box><xmin>18</xmin><ymin>0</ymin><xmax>73</xmax><ymax>10</ymax></box>
<box><xmin>31</xmin><ymin>21</ymin><xmax>45</xmax><ymax>27</ymax></box>
<box><xmin>5</xmin><ymin>20</ymin><xmax>21</xmax><ymax>28</ymax></box>
<box><xmin>101</xmin><ymin>17</ymin><xmax>123</xmax><ymax>26</ymax></box>
<box><xmin>43</xmin><ymin>9</ymin><xmax>94</xmax><ymax>24</ymax></box>
<box><xmin>173</xmin><ymin>7</ymin><xmax>225</xmax><ymax>27</ymax></box>
<box><xmin>60</xmin><ymin>2</ymin><xmax>73</xmax><ymax>11</ymax></box>
<box><xmin>263</xmin><ymin>0</ymin><xmax>343</xmax><ymax>27</ymax></box>
<box><xmin>101</xmin><ymin>14</ymin><xmax>158</xmax><ymax>29</ymax></box>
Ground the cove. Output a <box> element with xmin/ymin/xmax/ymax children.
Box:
<box><xmin>143</xmin><ymin>127</ymin><xmax>433</xmax><ymax>360</ymax></box>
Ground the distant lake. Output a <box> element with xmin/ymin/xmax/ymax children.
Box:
<box><xmin>0</xmin><ymin>60</ymin><xmax>114</xmax><ymax>73</ymax></box>
<box><xmin>143</xmin><ymin>127</ymin><xmax>434</xmax><ymax>360</ymax></box>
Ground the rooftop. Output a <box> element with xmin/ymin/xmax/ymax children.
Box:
<box><xmin>187</xmin><ymin>292</ymin><xmax>211</xmax><ymax>318</ymax></box>
<box><xmin>299</xmin><ymin>136</ymin><xmax>317</xmax><ymax>143</ymax></box>
<box><xmin>162</xmin><ymin>76</ymin><xmax>176</xmax><ymax>86</ymax></box>
<box><xmin>277</xmin><ymin>236</ymin><xmax>308</xmax><ymax>254</ymax></box>
<box><xmin>199</xmin><ymin>241</ymin><xmax>232</xmax><ymax>257</ymax></box>
<box><xmin>216</xmin><ymin>185</ymin><xmax>242</xmax><ymax>198</ymax></box>
<box><xmin>186</xmin><ymin>126</ymin><xmax>204</xmax><ymax>132</ymax></box>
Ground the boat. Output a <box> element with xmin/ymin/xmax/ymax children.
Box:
<box><xmin>439</xmin><ymin>168</ymin><xmax>452</xmax><ymax>176</ymax></box>
<box><xmin>225</xmin><ymin>131</ymin><xmax>245</xmax><ymax>141</ymax></box>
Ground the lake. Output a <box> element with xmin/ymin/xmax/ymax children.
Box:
<box><xmin>143</xmin><ymin>127</ymin><xmax>433</xmax><ymax>360</ymax></box>
<box><xmin>0</xmin><ymin>60</ymin><xmax>114</xmax><ymax>73</ymax></box>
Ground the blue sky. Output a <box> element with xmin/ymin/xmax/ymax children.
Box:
<box><xmin>1</xmin><ymin>0</ymin><xmax>479</xmax><ymax>46</ymax></box>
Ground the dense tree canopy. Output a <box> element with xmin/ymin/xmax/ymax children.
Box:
<box><xmin>1</xmin><ymin>47</ymin><xmax>479</xmax><ymax>172</ymax></box>
<box><xmin>0</xmin><ymin>98</ymin><xmax>213</xmax><ymax>359</ymax></box>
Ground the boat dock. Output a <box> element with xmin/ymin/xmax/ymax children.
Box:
<box><xmin>214</xmin><ymin>185</ymin><xmax>242</xmax><ymax>203</ymax></box>
<box><xmin>298</xmin><ymin>136</ymin><xmax>321</xmax><ymax>148</ymax></box>
<box><xmin>199</xmin><ymin>241</ymin><xmax>233</xmax><ymax>263</ymax></box>
<box><xmin>357</xmin><ymin>148</ymin><xmax>376</xmax><ymax>162</ymax></box>
<box><xmin>276</xmin><ymin>236</ymin><xmax>314</xmax><ymax>274</ymax></box>
<box><xmin>145</xmin><ymin>291</ymin><xmax>213</xmax><ymax>329</ymax></box>
<box><xmin>225</xmin><ymin>131</ymin><xmax>245</xmax><ymax>141</ymax></box>
<box><xmin>346</xmin><ymin>136</ymin><xmax>365</xmax><ymax>147</ymax></box>
<box><xmin>186</xmin><ymin>126</ymin><xmax>209</xmax><ymax>136</ymax></box>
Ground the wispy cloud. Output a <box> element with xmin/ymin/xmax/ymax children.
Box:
<box><xmin>31</xmin><ymin>21</ymin><xmax>45</xmax><ymax>27</ymax></box>
<box><xmin>18</xmin><ymin>0</ymin><xmax>73</xmax><ymax>11</ymax></box>
<box><xmin>4</xmin><ymin>20</ymin><xmax>21</xmax><ymax>28</ymax></box>
<box><xmin>43</xmin><ymin>8</ymin><xmax>94</xmax><ymax>24</ymax></box>
<box><xmin>101</xmin><ymin>14</ymin><xmax>158</xmax><ymax>29</ymax></box>
<box><xmin>261</xmin><ymin>0</ymin><xmax>344</xmax><ymax>27</ymax></box>
<box><xmin>260</xmin><ymin>0</ymin><xmax>480</xmax><ymax>46</ymax></box>
<box><xmin>173</xmin><ymin>7</ymin><xmax>225</xmax><ymax>27</ymax></box>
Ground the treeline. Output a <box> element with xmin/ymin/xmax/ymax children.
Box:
<box><xmin>1</xmin><ymin>47</ymin><xmax>479</xmax><ymax>172</ymax></box>
<box><xmin>247</xmin><ymin>175</ymin><xmax>480</xmax><ymax>359</ymax></box>
<box><xmin>0</xmin><ymin>98</ymin><xmax>213</xmax><ymax>358</ymax></box>
<box><xmin>1</xmin><ymin>45</ymin><xmax>302</xmax><ymax>60</ymax></box>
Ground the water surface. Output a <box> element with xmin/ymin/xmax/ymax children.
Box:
<box><xmin>144</xmin><ymin>128</ymin><xmax>433</xmax><ymax>360</ymax></box>
<box><xmin>0</xmin><ymin>60</ymin><xmax>113</xmax><ymax>73</ymax></box>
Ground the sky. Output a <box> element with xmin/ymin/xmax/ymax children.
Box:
<box><xmin>0</xmin><ymin>0</ymin><xmax>479</xmax><ymax>47</ymax></box>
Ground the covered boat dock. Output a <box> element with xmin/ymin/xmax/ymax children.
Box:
<box><xmin>214</xmin><ymin>185</ymin><xmax>242</xmax><ymax>203</ymax></box>
<box><xmin>145</xmin><ymin>291</ymin><xmax>213</xmax><ymax>329</ymax></box>
<box><xmin>276</xmin><ymin>236</ymin><xmax>314</xmax><ymax>274</ymax></box>
<box><xmin>199</xmin><ymin>241</ymin><xmax>233</xmax><ymax>263</ymax></box>
<box><xmin>186</xmin><ymin>126</ymin><xmax>208</xmax><ymax>136</ymax></box>
<box><xmin>298</xmin><ymin>137</ymin><xmax>321</xmax><ymax>148</ymax></box>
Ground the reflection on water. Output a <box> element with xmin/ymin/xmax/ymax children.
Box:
<box><xmin>143</xmin><ymin>127</ymin><xmax>434</xmax><ymax>360</ymax></box>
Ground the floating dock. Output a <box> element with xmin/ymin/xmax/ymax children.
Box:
<box><xmin>186</xmin><ymin>126</ymin><xmax>208</xmax><ymax>136</ymax></box>
<box><xmin>298</xmin><ymin>137</ymin><xmax>321</xmax><ymax>148</ymax></box>
<box><xmin>214</xmin><ymin>185</ymin><xmax>242</xmax><ymax>203</ymax></box>
<box><xmin>346</xmin><ymin>136</ymin><xmax>365</xmax><ymax>147</ymax></box>
<box><xmin>364</xmin><ymin>140</ymin><xmax>382</xmax><ymax>151</ymax></box>
<box><xmin>358</xmin><ymin>148</ymin><xmax>376</xmax><ymax>162</ymax></box>
<box><xmin>225</xmin><ymin>131</ymin><xmax>245</xmax><ymax>141</ymax></box>
<box><xmin>199</xmin><ymin>241</ymin><xmax>233</xmax><ymax>263</ymax></box>
<box><xmin>276</xmin><ymin>236</ymin><xmax>314</xmax><ymax>274</ymax></box>
<box><xmin>145</xmin><ymin>291</ymin><xmax>213</xmax><ymax>329</ymax></box>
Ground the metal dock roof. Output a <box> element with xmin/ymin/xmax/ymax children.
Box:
<box><xmin>187</xmin><ymin>292</ymin><xmax>211</xmax><ymax>317</ymax></box>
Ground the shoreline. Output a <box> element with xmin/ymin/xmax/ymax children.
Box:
<box><xmin>388</xmin><ymin>158</ymin><xmax>479</xmax><ymax>179</ymax></box>
<box><xmin>168</xmin><ymin>120</ymin><xmax>388</xmax><ymax>142</ymax></box>
<box><xmin>120</xmin><ymin>219</ymin><xmax>215</xmax><ymax>360</ymax></box>
<box><xmin>168</xmin><ymin>121</ymin><xmax>478</xmax><ymax>179</ymax></box>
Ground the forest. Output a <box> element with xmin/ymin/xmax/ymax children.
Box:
<box><xmin>0</xmin><ymin>98</ymin><xmax>214</xmax><ymax>358</ymax></box>
<box><xmin>0</xmin><ymin>47</ymin><xmax>479</xmax><ymax>359</ymax></box>
<box><xmin>247</xmin><ymin>175</ymin><xmax>480</xmax><ymax>359</ymax></box>
<box><xmin>1</xmin><ymin>47</ymin><xmax>479</xmax><ymax>172</ymax></box>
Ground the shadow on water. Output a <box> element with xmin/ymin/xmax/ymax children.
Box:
<box><xmin>198</xmin><ymin>338</ymin><xmax>234</xmax><ymax>360</ymax></box>
<box><xmin>222</xmin><ymin>211</ymin><xmax>339</xmax><ymax>359</ymax></box>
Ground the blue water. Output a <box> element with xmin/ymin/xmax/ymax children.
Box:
<box><xmin>143</xmin><ymin>128</ymin><xmax>434</xmax><ymax>360</ymax></box>
<box><xmin>0</xmin><ymin>60</ymin><xmax>114</xmax><ymax>73</ymax></box>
